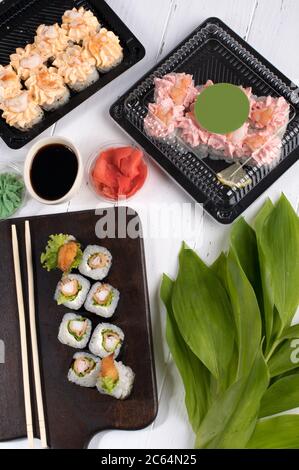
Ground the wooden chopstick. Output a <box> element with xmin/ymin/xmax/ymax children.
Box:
<box><xmin>25</xmin><ymin>220</ymin><xmax>48</xmax><ymax>449</ymax></box>
<box><xmin>11</xmin><ymin>225</ymin><xmax>34</xmax><ymax>449</ymax></box>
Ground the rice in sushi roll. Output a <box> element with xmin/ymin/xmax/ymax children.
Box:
<box><xmin>68</xmin><ymin>352</ymin><xmax>100</xmax><ymax>387</ymax></box>
<box><xmin>96</xmin><ymin>354</ymin><xmax>134</xmax><ymax>400</ymax></box>
<box><xmin>10</xmin><ymin>44</ymin><xmax>47</xmax><ymax>81</ymax></box>
<box><xmin>84</xmin><ymin>282</ymin><xmax>119</xmax><ymax>318</ymax></box>
<box><xmin>53</xmin><ymin>45</ymin><xmax>99</xmax><ymax>92</ymax></box>
<box><xmin>62</xmin><ymin>7</ymin><xmax>100</xmax><ymax>43</ymax></box>
<box><xmin>58</xmin><ymin>312</ymin><xmax>92</xmax><ymax>349</ymax></box>
<box><xmin>0</xmin><ymin>90</ymin><xmax>44</xmax><ymax>131</ymax></box>
<box><xmin>83</xmin><ymin>28</ymin><xmax>123</xmax><ymax>73</ymax></box>
<box><xmin>25</xmin><ymin>67</ymin><xmax>70</xmax><ymax>111</ymax></box>
<box><xmin>89</xmin><ymin>323</ymin><xmax>124</xmax><ymax>358</ymax></box>
<box><xmin>78</xmin><ymin>245</ymin><xmax>112</xmax><ymax>280</ymax></box>
<box><xmin>54</xmin><ymin>273</ymin><xmax>90</xmax><ymax>310</ymax></box>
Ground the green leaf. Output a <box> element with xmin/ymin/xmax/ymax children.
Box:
<box><xmin>195</xmin><ymin>349</ymin><xmax>269</xmax><ymax>449</ymax></box>
<box><xmin>172</xmin><ymin>246</ymin><xmax>234</xmax><ymax>384</ymax></box>
<box><xmin>247</xmin><ymin>415</ymin><xmax>299</xmax><ymax>449</ymax></box>
<box><xmin>259</xmin><ymin>374</ymin><xmax>299</xmax><ymax>417</ymax></box>
<box><xmin>161</xmin><ymin>274</ymin><xmax>211</xmax><ymax>431</ymax></box>
<box><xmin>257</xmin><ymin>195</ymin><xmax>299</xmax><ymax>330</ymax></box>
<box><xmin>268</xmin><ymin>338</ymin><xmax>299</xmax><ymax>377</ymax></box>
<box><xmin>226</xmin><ymin>248</ymin><xmax>262</xmax><ymax>379</ymax></box>
<box><xmin>280</xmin><ymin>324</ymin><xmax>299</xmax><ymax>342</ymax></box>
<box><xmin>230</xmin><ymin>218</ymin><xmax>263</xmax><ymax>310</ymax></box>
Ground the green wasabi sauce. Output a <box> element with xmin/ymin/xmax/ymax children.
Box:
<box><xmin>0</xmin><ymin>172</ymin><xmax>25</xmax><ymax>220</ymax></box>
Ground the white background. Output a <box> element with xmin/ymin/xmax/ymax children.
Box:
<box><xmin>0</xmin><ymin>0</ymin><xmax>298</xmax><ymax>449</ymax></box>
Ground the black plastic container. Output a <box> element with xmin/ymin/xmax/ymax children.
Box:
<box><xmin>110</xmin><ymin>17</ymin><xmax>299</xmax><ymax>224</ymax></box>
<box><xmin>0</xmin><ymin>0</ymin><xmax>145</xmax><ymax>149</ymax></box>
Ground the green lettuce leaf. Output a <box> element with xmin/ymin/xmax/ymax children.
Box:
<box><xmin>40</xmin><ymin>234</ymin><xmax>82</xmax><ymax>272</ymax></box>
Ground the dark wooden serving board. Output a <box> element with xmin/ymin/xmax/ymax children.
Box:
<box><xmin>0</xmin><ymin>208</ymin><xmax>157</xmax><ymax>449</ymax></box>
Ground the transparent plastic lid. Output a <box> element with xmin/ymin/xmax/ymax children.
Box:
<box><xmin>122</xmin><ymin>22</ymin><xmax>299</xmax><ymax>220</ymax></box>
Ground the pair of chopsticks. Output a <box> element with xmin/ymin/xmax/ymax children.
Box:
<box><xmin>11</xmin><ymin>221</ymin><xmax>48</xmax><ymax>449</ymax></box>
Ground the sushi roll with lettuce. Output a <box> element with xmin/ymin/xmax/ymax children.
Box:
<box><xmin>55</xmin><ymin>273</ymin><xmax>90</xmax><ymax>310</ymax></box>
<box><xmin>78</xmin><ymin>245</ymin><xmax>112</xmax><ymax>280</ymax></box>
<box><xmin>84</xmin><ymin>282</ymin><xmax>119</xmax><ymax>318</ymax></box>
<box><xmin>68</xmin><ymin>352</ymin><xmax>100</xmax><ymax>388</ymax></box>
<box><xmin>58</xmin><ymin>313</ymin><xmax>92</xmax><ymax>349</ymax></box>
<box><xmin>96</xmin><ymin>354</ymin><xmax>134</xmax><ymax>399</ymax></box>
<box><xmin>89</xmin><ymin>323</ymin><xmax>124</xmax><ymax>358</ymax></box>
<box><xmin>41</xmin><ymin>234</ymin><xmax>82</xmax><ymax>273</ymax></box>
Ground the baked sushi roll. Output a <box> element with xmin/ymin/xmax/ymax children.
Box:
<box><xmin>25</xmin><ymin>66</ymin><xmax>70</xmax><ymax>111</ymax></box>
<box><xmin>54</xmin><ymin>273</ymin><xmax>90</xmax><ymax>310</ymax></box>
<box><xmin>96</xmin><ymin>354</ymin><xmax>134</xmax><ymax>400</ymax></box>
<box><xmin>53</xmin><ymin>45</ymin><xmax>99</xmax><ymax>92</ymax></box>
<box><xmin>84</xmin><ymin>282</ymin><xmax>120</xmax><ymax>318</ymax></box>
<box><xmin>83</xmin><ymin>28</ymin><xmax>123</xmax><ymax>73</ymax></box>
<box><xmin>40</xmin><ymin>234</ymin><xmax>82</xmax><ymax>273</ymax></box>
<box><xmin>0</xmin><ymin>65</ymin><xmax>22</xmax><ymax>102</ymax></box>
<box><xmin>89</xmin><ymin>323</ymin><xmax>124</xmax><ymax>358</ymax></box>
<box><xmin>68</xmin><ymin>352</ymin><xmax>100</xmax><ymax>387</ymax></box>
<box><xmin>10</xmin><ymin>44</ymin><xmax>47</xmax><ymax>80</ymax></box>
<box><xmin>0</xmin><ymin>90</ymin><xmax>43</xmax><ymax>131</ymax></box>
<box><xmin>34</xmin><ymin>24</ymin><xmax>70</xmax><ymax>60</ymax></box>
<box><xmin>62</xmin><ymin>7</ymin><xmax>100</xmax><ymax>43</ymax></box>
<box><xmin>154</xmin><ymin>73</ymin><xmax>199</xmax><ymax>107</ymax></box>
<box><xmin>78</xmin><ymin>245</ymin><xmax>112</xmax><ymax>280</ymax></box>
<box><xmin>58</xmin><ymin>312</ymin><xmax>92</xmax><ymax>349</ymax></box>
<box><xmin>144</xmin><ymin>97</ymin><xmax>184</xmax><ymax>138</ymax></box>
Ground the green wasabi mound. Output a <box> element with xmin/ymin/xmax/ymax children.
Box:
<box><xmin>0</xmin><ymin>172</ymin><xmax>25</xmax><ymax>220</ymax></box>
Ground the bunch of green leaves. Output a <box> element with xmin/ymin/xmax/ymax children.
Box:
<box><xmin>161</xmin><ymin>194</ymin><xmax>299</xmax><ymax>449</ymax></box>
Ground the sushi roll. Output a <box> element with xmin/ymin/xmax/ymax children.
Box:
<box><xmin>144</xmin><ymin>98</ymin><xmax>184</xmax><ymax>138</ymax></box>
<box><xmin>78</xmin><ymin>245</ymin><xmax>112</xmax><ymax>280</ymax></box>
<box><xmin>89</xmin><ymin>323</ymin><xmax>124</xmax><ymax>358</ymax></box>
<box><xmin>10</xmin><ymin>44</ymin><xmax>47</xmax><ymax>81</ymax></box>
<box><xmin>34</xmin><ymin>24</ymin><xmax>70</xmax><ymax>61</ymax></box>
<box><xmin>96</xmin><ymin>354</ymin><xmax>134</xmax><ymax>400</ymax></box>
<box><xmin>0</xmin><ymin>90</ymin><xmax>44</xmax><ymax>131</ymax></box>
<box><xmin>62</xmin><ymin>7</ymin><xmax>100</xmax><ymax>43</ymax></box>
<box><xmin>40</xmin><ymin>234</ymin><xmax>82</xmax><ymax>273</ymax></box>
<box><xmin>0</xmin><ymin>65</ymin><xmax>22</xmax><ymax>102</ymax></box>
<box><xmin>25</xmin><ymin>67</ymin><xmax>70</xmax><ymax>111</ymax></box>
<box><xmin>83</xmin><ymin>28</ymin><xmax>123</xmax><ymax>73</ymax></box>
<box><xmin>54</xmin><ymin>273</ymin><xmax>90</xmax><ymax>310</ymax></box>
<box><xmin>53</xmin><ymin>45</ymin><xmax>99</xmax><ymax>92</ymax></box>
<box><xmin>84</xmin><ymin>282</ymin><xmax>120</xmax><ymax>318</ymax></box>
<box><xmin>68</xmin><ymin>352</ymin><xmax>100</xmax><ymax>387</ymax></box>
<box><xmin>58</xmin><ymin>312</ymin><xmax>92</xmax><ymax>349</ymax></box>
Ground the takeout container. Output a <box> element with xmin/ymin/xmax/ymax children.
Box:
<box><xmin>87</xmin><ymin>141</ymin><xmax>148</xmax><ymax>202</ymax></box>
<box><xmin>24</xmin><ymin>136</ymin><xmax>84</xmax><ymax>205</ymax></box>
<box><xmin>110</xmin><ymin>17</ymin><xmax>299</xmax><ymax>224</ymax></box>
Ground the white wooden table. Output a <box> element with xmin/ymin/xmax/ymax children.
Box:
<box><xmin>0</xmin><ymin>0</ymin><xmax>298</xmax><ymax>449</ymax></box>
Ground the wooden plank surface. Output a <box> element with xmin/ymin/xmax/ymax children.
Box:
<box><xmin>0</xmin><ymin>0</ymin><xmax>298</xmax><ymax>449</ymax></box>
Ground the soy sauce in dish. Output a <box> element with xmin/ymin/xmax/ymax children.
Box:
<box><xmin>30</xmin><ymin>144</ymin><xmax>78</xmax><ymax>201</ymax></box>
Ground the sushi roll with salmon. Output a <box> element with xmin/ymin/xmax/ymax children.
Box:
<box><xmin>10</xmin><ymin>44</ymin><xmax>47</xmax><ymax>81</ymax></box>
<box><xmin>84</xmin><ymin>282</ymin><xmax>119</xmax><ymax>318</ymax></box>
<box><xmin>0</xmin><ymin>90</ymin><xmax>44</xmax><ymax>131</ymax></box>
<box><xmin>96</xmin><ymin>354</ymin><xmax>134</xmax><ymax>399</ymax></box>
<box><xmin>58</xmin><ymin>313</ymin><xmax>92</xmax><ymax>349</ymax></box>
<box><xmin>40</xmin><ymin>234</ymin><xmax>82</xmax><ymax>273</ymax></box>
<box><xmin>68</xmin><ymin>352</ymin><xmax>100</xmax><ymax>387</ymax></box>
<box><xmin>89</xmin><ymin>323</ymin><xmax>124</xmax><ymax>358</ymax></box>
<box><xmin>25</xmin><ymin>66</ymin><xmax>70</xmax><ymax>111</ymax></box>
<box><xmin>0</xmin><ymin>65</ymin><xmax>22</xmax><ymax>102</ymax></box>
<box><xmin>78</xmin><ymin>245</ymin><xmax>112</xmax><ymax>280</ymax></box>
<box><xmin>62</xmin><ymin>7</ymin><xmax>100</xmax><ymax>43</ymax></box>
<box><xmin>55</xmin><ymin>273</ymin><xmax>90</xmax><ymax>310</ymax></box>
